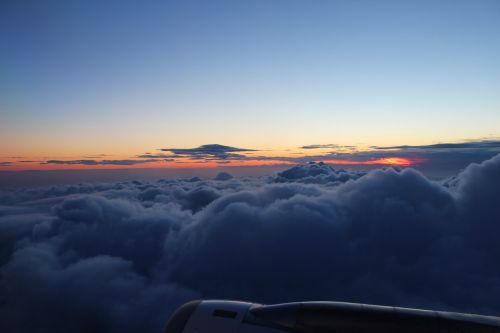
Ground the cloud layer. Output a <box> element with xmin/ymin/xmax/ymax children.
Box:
<box><xmin>374</xmin><ymin>140</ymin><xmax>500</xmax><ymax>150</ymax></box>
<box><xmin>45</xmin><ymin>159</ymin><xmax>160</xmax><ymax>166</ymax></box>
<box><xmin>1</xmin><ymin>155</ymin><xmax>500</xmax><ymax>332</ymax></box>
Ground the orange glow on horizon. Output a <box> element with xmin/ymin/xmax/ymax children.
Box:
<box><xmin>323</xmin><ymin>157</ymin><xmax>417</xmax><ymax>166</ymax></box>
<box><xmin>0</xmin><ymin>159</ymin><xmax>296</xmax><ymax>171</ymax></box>
<box><xmin>0</xmin><ymin>156</ymin><xmax>422</xmax><ymax>171</ymax></box>
<box><xmin>370</xmin><ymin>157</ymin><xmax>414</xmax><ymax>166</ymax></box>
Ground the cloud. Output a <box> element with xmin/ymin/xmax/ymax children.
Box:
<box><xmin>0</xmin><ymin>162</ymin><xmax>13</xmax><ymax>166</ymax></box>
<box><xmin>44</xmin><ymin>159</ymin><xmax>159</xmax><ymax>166</ymax></box>
<box><xmin>273</xmin><ymin>161</ymin><xmax>366</xmax><ymax>184</ymax></box>
<box><xmin>160</xmin><ymin>144</ymin><xmax>256</xmax><ymax>160</ymax></box>
<box><xmin>167</xmin><ymin>157</ymin><xmax>500</xmax><ymax>311</ymax></box>
<box><xmin>10</xmin><ymin>141</ymin><xmax>499</xmax><ymax>178</ymax></box>
<box><xmin>214</xmin><ymin>172</ymin><xmax>234</xmax><ymax>181</ymax></box>
<box><xmin>374</xmin><ymin>140</ymin><xmax>500</xmax><ymax>151</ymax></box>
<box><xmin>2</xmin><ymin>155</ymin><xmax>500</xmax><ymax>332</ymax></box>
<box><xmin>136</xmin><ymin>153</ymin><xmax>177</xmax><ymax>159</ymax></box>
<box><xmin>82</xmin><ymin>154</ymin><xmax>109</xmax><ymax>158</ymax></box>
<box><xmin>300</xmin><ymin>144</ymin><xmax>341</xmax><ymax>149</ymax></box>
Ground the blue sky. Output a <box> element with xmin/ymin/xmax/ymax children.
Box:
<box><xmin>1</xmin><ymin>0</ymin><xmax>500</xmax><ymax>169</ymax></box>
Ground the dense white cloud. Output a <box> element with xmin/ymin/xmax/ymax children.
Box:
<box><xmin>1</xmin><ymin>155</ymin><xmax>500</xmax><ymax>332</ymax></box>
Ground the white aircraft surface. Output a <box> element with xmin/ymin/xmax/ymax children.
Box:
<box><xmin>165</xmin><ymin>300</ymin><xmax>500</xmax><ymax>333</ymax></box>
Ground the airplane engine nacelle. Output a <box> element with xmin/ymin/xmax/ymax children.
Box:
<box><xmin>164</xmin><ymin>300</ymin><xmax>500</xmax><ymax>333</ymax></box>
<box><xmin>164</xmin><ymin>300</ymin><xmax>286</xmax><ymax>333</ymax></box>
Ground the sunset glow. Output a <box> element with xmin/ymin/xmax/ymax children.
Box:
<box><xmin>0</xmin><ymin>1</ymin><xmax>498</xmax><ymax>176</ymax></box>
<box><xmin>369</xmin><ymin>157</ymin><xmax>414</xmax><ymax>166</ymax></box>
<box><xmin>0</xmin><ymin>153</ymin><xmax>422</xmax><ymax>171</ymax></box>
<box><xmin>323</xmin><ymin>157</ymin><xmax>416</xmax><ymax>166</ymax></box>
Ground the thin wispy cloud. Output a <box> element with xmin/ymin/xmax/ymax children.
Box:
<box><xmin>136</xmin><ymin>153</ymin><xmax>177</xmax><ymax>159</ymax></box>
<box><xmin>81</xmin><ymin>154</ymin><xmax>109</xmax><ymax>158</ymax></box>
<box><xmin>300</xmin><ymin>144</ymin><xmax>341</xmax><ymax>149</ymax></box>
<box><xmin>44</xmin><ymin>159</ymin><xmax>160</xmax><ymax>166</ymax></box>
<box><xmin>373</xmin><ymin>140</ymin><xmax>500</xmax><ymax>151</ymax></box>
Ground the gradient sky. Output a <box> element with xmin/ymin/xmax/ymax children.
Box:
<box><xmin>1</xmin><ymin>0</ymin><xmax>500</xmax><ymax>171</ymax></box>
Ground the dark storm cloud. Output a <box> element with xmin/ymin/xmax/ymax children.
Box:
<box><xmin>44</xmin><ymin>159</ymin><xmax>159</xmax><ymax>166</ymax></box>
<box><xmin>160</xmin><ymin>144</ymin><xmax>256</xmax><ymax>160</ymax></box>
<box><xmin>2</xmin><ymin>155</ymin><xmax>500</xmax><ymax>332</ymax></box>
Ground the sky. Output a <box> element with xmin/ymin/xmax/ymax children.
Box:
<box><xmin>1</xmin><ymin>0</ymin><xmax>500</xmax><ymax>174</ymax></box>
<box><xmin>2</xmin><ymin>2</ymin><xmax>500</xmax><ymax>331</ymax></box>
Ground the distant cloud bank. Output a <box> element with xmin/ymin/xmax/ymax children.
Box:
<box><xmin>45</xmin><ymin>159</ymin><xmax>160</xmax><ymax>166</ymax></box>
<box><xmin>3</xmin><ymin>140</ymin><xmax>500</xmax><ymax>172</ymax></box>
<box><xmin>1</xmin><ymin>154</ymin><xmax>500</xmax><ymax>332</ymax></box>
<box><xmin>373</xmin><ymin>140</ymin><xmax>500</xmax><ymax>150</ymax></box>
